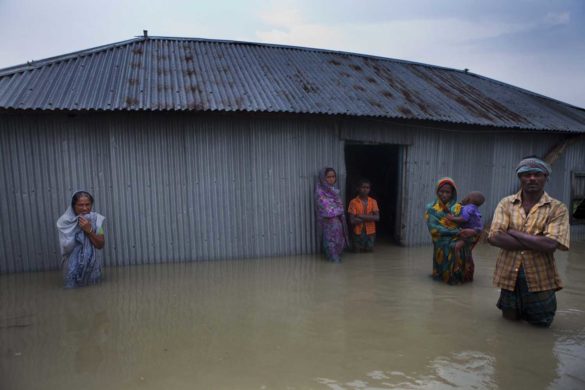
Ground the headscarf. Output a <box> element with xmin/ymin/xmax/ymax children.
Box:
<box><xmin>314</xmin><ymin>168</ymin><xmax>349</xmax><ymax>245</ymax></box>
<box><xmin>435</xmin><ymin>177</ymin><xmax>458</xmax><ymax>211</ymax></box>
<box><xmin>314</xmin><ymin>168</ymin><xmax>344</xmax><ymax>220</ymax></box>
<box><xmin>515</xmin><ymin>157</ymin><xmax>551</xmax><ymax>176</ymax></box>
<box><xmin>424</xmin><ymin>177</ymin><xmax>461</xmax><ymax>242</ymax></box>
<box><xmin>56</xmin><ymin>191</ymin><xmax>105</xmax><ymax>261</ymax></box>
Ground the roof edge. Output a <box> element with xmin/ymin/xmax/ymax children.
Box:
<box><xmin>0</xmin><ymin>106</ymin><xmax>583</xmax><ymax>134</ymax></box>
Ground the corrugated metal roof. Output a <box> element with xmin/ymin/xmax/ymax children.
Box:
<box><xmin>1</xmin><ymin>36</ymin><xmax>584</xmax><ymax>132</ymax></box>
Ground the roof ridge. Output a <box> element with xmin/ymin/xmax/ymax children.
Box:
<box><xmin>147</xmin><ymin>35</ymin><xmax>471</xmax><ymax>73</ymax></box>
<box><xmin>0</xmin><ymin>37</ymin><xmax>142</xmax><ymax>77</ymax></box>
<box><xmin>0</xmin><ymin>35</ymin><xmax>473</xmax><ymax>79</ymax></box>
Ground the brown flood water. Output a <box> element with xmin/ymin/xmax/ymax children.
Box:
<box><xmin>1</xmin><ymin>242</ymin><xmax>584</xmax><ymax>390</ymax></box>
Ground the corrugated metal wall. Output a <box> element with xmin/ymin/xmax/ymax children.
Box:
<box><xmin>339</xmin><ymin>119</ymin><xmax>585</xmax><ymax>244</ymax></box>
<box><xmin>1</xmin><ymin>112</ymin><xmax>583</xmax><ymax>273</ymax></box>
<box><xmin>559</xmin><ymin>137</ymin><xmax>585</xmax><ymax>241</ymax></box>
<box><xmin>0</xmin><ymin>112</ymin><xmax>345</xmax><ymax>272</ymax></box>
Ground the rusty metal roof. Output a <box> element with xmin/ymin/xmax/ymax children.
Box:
<box><xmin>1</xmin><ymin>36</ymin><xmax>584</xmax><ymax>132</ymax></box>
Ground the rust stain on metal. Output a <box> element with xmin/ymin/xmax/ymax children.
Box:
<box><xmin>398</xmin><ymin>106</ymin><xmax>414</xmax><ymax>116</ymax></box>
<box><xmin>184</xmin><ymin>69</ymin><xmax>196</xmax><ymax>77</ymax></box>
<box><xmin>410</xmin><ymin>66</ymin><xmax>493</xmax><ymax>120</ymax></box>
<box><xmin>381</xmin><ymin>90</ymin><xmax>394</xmax><ymax>99</ymax></box>
<box><xmin>340</xmin><ymin>71</ymin><xmax>351</xmax><ymax>78</ymax></box>
<box><xmin>368</xmin><ymin>100</ymin><xmax>383</xmax><ymax>109</ymax></box>
<box><xmin>293</xmin><ymin>71</ymin><xmax>319</xmax><ymax>93</ymax></box>
<box><xmin>125</xmin><ymin>97</ymin><xmax>139</xmax><ymax>106</ymax></box>
<box><xmin>132</xmin><ymin>47</ymin><xmax>144</xmax><ymax>55</ymax></box>
<box><xmin>371</xmin><ymin>64</ymin><xmax>403</xmax><ymax>92</ymax></box>
<box><xmin>349</xmin><ymin>64</ymin><xmax>363</xmax><ymax>72</ymax></box>
<box><xmin>369</xmin><ymin>62</ymin><xmax>432</xmax><ymax>115</ymax></box>
<box><xmin>366</xmin><ymin>77</ymin><xmax>377</xmax><ymax>84</ymax></box>
<box><xmin>401</xmin><ymin>89</ymin><xmax>415</xmax><ymax>104</ymax></box>
<box><xmin>302</xmin><ymin>82</ymin><xmax>319</xmax><ymax>93</ymax></box>
<box><xmin>410</xmin><ymin>66</ymin><xmax>530</xmax><ymax>124</ymax></box>
<box><xmin>188</xmin><ymin>84</ymin><xmax>201</xmax><ymax>94</ymax></box>
<box><xmin>184</xmin><ymin>55</ymin><xmax>194</xmax><ymax>62</ymax></box>
<box><xmin>130</xmin><ymin>62</ymin><xmax>141</xmax><ymax>69</ymax></box>
<box><xmin>353</xmin><ymin>85</ymin><xmax>366</xmax><ymax>92</ymax></box>
<box><xmin>128</xmin><ymin>78</ymin><xmax>139</xmax><ymax>86</ymax></box>
<box><xmin>328</xmin><ymin>59</ymin><xmax>342</xmax><ymax>66</ymax></box>
<box><xmin>187</xmin><ymin>101</ymin><xmax>205</xmax><ymax>110</ymax></box>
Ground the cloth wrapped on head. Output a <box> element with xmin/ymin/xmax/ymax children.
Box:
<box><xmin>515</xmin><ymin>157</ymin><xmax>551</xmax><ymax>176</ymax></box>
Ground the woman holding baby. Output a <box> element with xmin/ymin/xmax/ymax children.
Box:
<box><xmin>424</xmin><ymin>177</ymin><xmax>483</xmax><ymax>285</ymax></box>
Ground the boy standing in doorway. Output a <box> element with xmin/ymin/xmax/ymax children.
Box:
<box><xmin>348</xmin><ymin>179</ymin><xmax>380</xmax><ymax>252</ymax></box>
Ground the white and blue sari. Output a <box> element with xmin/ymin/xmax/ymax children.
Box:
<box><xmin>56</xmin><ymin>194</ymin><xmax>105</xmax><ymax>288</ymax></box>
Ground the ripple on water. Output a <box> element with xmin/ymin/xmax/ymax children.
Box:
<box><xmin>315</xmin><ymin>350</ymin><xmax>496</xmax><ymax>389</ymax></box>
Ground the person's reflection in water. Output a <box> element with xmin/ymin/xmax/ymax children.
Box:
<box><xmin>75</xmin><ymin>310</ymin><xmax>110</xmax><ymax>374</ymax></box>
<box><xmin>492</xmin><ymin>324</ymin><xmax>559</xmax><ymax>389</ymax></box>
<box><xmin>64</xmin><ymin>293</ymin><xmax>111</xmax><ymax>374</ymax></box>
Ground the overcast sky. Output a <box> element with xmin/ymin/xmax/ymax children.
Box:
<box><xmin>1</xmin><ymin>0</ymin><xmax>584</xmax><ymax>107</ymax></box>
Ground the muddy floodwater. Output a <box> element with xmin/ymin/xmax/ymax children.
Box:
<box><xmin>1</xmin><ymin>242</ymin><xmax>584</xmax><ymax>389</ymax></box>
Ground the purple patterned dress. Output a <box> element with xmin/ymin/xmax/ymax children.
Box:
<box><xmin>315</xmin><ymin>168</ymin><xmax>349</xmax><ymax>262</ymax></box>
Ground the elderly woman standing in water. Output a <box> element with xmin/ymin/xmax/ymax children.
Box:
<box><xmin>315</xmin><ymin>168</ymin><xmax>349</xmax><ymax>262</ymax></box>
<box><xmin>57</xmin><ymin>191</ymin><xmax>105</xmax><ymax>288</ymax></box>
<box><xmin>424</xmin><ymin>178</ymin><xmax>476</xmax><ymax>284</ymax></box>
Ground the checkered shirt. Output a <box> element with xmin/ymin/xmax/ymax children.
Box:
<box><xmin>489</xmin><ymin>191</ymin><xmax>570</xmax><ymax>292</ymax></box>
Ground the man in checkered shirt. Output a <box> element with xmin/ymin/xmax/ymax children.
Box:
<box><xmin>488</xmin><ymin>156</ymin><xmax>570</xmax><ymax>327</ymax></box>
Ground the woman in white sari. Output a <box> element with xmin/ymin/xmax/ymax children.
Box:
<box><xmin>56</xmin><ymin>191</ymin><xmax>105</xmax><ymax>288</ymax></box>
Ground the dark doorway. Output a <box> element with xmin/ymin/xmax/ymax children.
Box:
<box><xmin>345</xmin><ymin>143</ymin><xmax>403</xmax><ymax>244</ymax></box>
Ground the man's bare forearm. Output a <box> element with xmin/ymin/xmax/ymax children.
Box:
<box><xmin>507</xmin><ymin>230</ymin><xmax>558</xmax><ymax>253</ymax></box>
<box><xmin>488</xmin><ymin>232</ymin><xmax>526</xmax><ymax>251</ymax></box>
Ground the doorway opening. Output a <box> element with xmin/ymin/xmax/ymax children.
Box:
<box><xmin>344</xmin><ymin>143</ymin><xmax>403</xmax><ymax>244</ymax></box>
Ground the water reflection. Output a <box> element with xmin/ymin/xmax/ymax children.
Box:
<box><xmin>317</xmin><ymin>350</ymin><xmax>495</xmax><ymax>389</ymax></box>
<box><xmin>1</xmin><ymin>243</ymin><xmax>584</xmax><ymax>389</ymax></box>
<box><xmin>492</xmin><ymin>322</ymin><xmax>558</xmax><ymax>389</ymax></box>
<box><xmin>552</xmin><ymin>334</ymin><xmax>585</xmax><ymax>389</ymax></box>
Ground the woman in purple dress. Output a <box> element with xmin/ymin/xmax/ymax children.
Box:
<box><xmin>315</xmin><ymin>168</ymin><xmax>349</xmax><ymax>262</ymax></box>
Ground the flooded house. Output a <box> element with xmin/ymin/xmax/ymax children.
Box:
<box><xmin>1</xmin><ymin>34</ymin><xmax>584</xmax><ymax>273</ymax></box>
